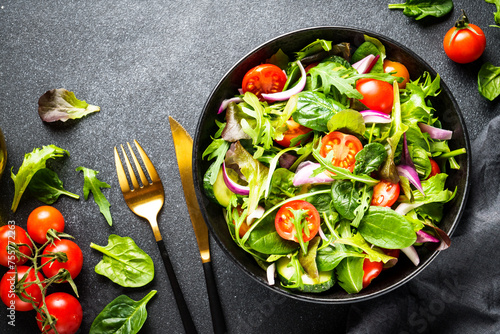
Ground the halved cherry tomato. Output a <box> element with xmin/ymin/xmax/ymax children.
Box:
<box><xmin>275</xmin><ymin>119</ymin><xmax>313</xmax><ymax>147</ymax></box>
<box><xmin>41</xmin><ymin>239</ymin><xmax>83</xmax><ymax>280</ymax></box>
<box><xmin>304</xmin><ymin>62</ymin><xmax>319</xmax><ymax>73</ymax></box>
<box><xmin>0</xmin><ymin>266</ymin><xmax>45</xmax><ymax>311</ymax></box>
<box><xmin>0</xmin><ymin>225</ymin><xmax>32</xmax><ymax>267</ymax></box>
<box><xmin>383</xmin><ymin>60</ymin><xmax>410</xmax><ymax>89</ymax></box>
<box><xmin>362</xmin><ymin>258</ymin><xmax>383</xmax><ymax>289</ymax></box>
<box><xmin>27</xmin><ymin>206</ymin><xmax>65</xmax><ymax>244</ymax></box>
<box><xmin>36</xmin><ymin>292</ymin><xmax>82</xmax><ymax>334</ymax></box>
<box><xmin>320</xmin><ymin>131</ymin><xmax>363</xmax><ymax>172</ymax></box>
<box><xmin>242</xmin><ymin>64</ymin><xmax>287</xmax><ymax>99</ymax></box>
<box><xmin>275</xmin><ymin>200</ymin><xmax>320</xmax><ymax>243</ymax></box>
<box><xmin>428</xmin><ymin>159</ymin><xmax>441</xmax><ymax>178</ymax></box>
<box><xmin>356</xmin><ymin>78</ymin><xmax>394</xmax><ymax>114</ymax></box>
<box><xmin>443</xmin><ymin>11</ymin><xmax>486</xmax><ymax>64</ymax></box>
<box><xmin>233</xmin><ymin>206</ymin><xmax>250</xmax><ymax>238</ymax></box>
<box><xmin>371</xmin><ymin>180</ymin><xmax>400</xmax><ymax>207</ymax></box>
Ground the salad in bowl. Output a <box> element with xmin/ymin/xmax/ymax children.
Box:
<box><xmin>196</xmin><ymin>28</ymin><xmax>469</xmax><ymax>301</ymax></box>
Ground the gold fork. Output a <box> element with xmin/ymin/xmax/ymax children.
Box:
<box><xmin>114</xmin><ymin>140</ymin><xmax>198</xmax><ymax>334</ymax></box>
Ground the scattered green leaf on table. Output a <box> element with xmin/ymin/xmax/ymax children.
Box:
<box><xmin>38</xmin><ymin>88</ymin><xmax>100</xmax><ymax>122</ymax></box>
<box><xmin>388</xmin><ymin>0</ymin><xmax>454</xmax><ymax>20</ymax></box>
<box><xmin>28</xmin><ymin>168</ymin><xmax>80</xmax><ymax>204</ymax></box>
<box><xmin>76</xmin><ymin>166</ymin><xmax>113</xmax><ymax>226</ymax></box>
<box><xmin>485</xmin><ymin>0</ymin><xmax>500</xmax><ymax>26</ymax></box>
<box><xmin>90</xmin><ymin>290</ymin><xmax>157</xmax><ymax>334</ymax></box>
<box><xmin>11</xmin><ymin>145</ymin><xmax>68</xmax><ymax>212</ymax></box>
<box><xmin>478</xmin><ymin>62</ymin><xmax>500</xmax><ymax>101</ymax></box>
<box><xmin>90</xmin><ymin>234</ymin><xmax>154</xmax><ymax>287</ymax></box>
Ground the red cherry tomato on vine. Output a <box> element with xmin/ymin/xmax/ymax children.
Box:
<box><xmin>320</xmin><ymin>131</ymin><xmax>363</xmax><ymax>173</ymax></box>
<box><xmin>36</xmin><ymin>292</ymin><xmax>82</xmax><ymax>334</ymax></box>
<box><xmin>383</xmin><ymin>60</ymin><xmax>410</xmax><ymax>89</ymax></box>
<box><xmin>371</xmin><ymin>180</ymin><xmax>400</xmax><ymax>207</ymax></box>
<box><xmin>0</xmin><ymin>266</ymin><xmax>45</xmax><ymax>311</ymax></box>
<box><xmin>27</xmin><ymin>206</ymin><xmax>65</xmax><ymax>244</ymax></box>
<box><xmin>242</xmin><ymin>64</ymin><xmax>287</xmax><ymax>99</ymax></box>
<box><xmin>0</xmin><ymin>225</ymin><xmax>32</xmax><ymax>267</ymax></box>
<box><xmin>275</xmin><ymin>200</ymin><xmax>320</xmax><ymax>243</ymax></box>
<box><xmin>362</xmin><ymin>258</ymin><xmax>383</xmax><ymax>289</ymax></box>
<box><xmin>356</xmin><ymin>78</ymin><xmax>394</xmax><ymax>114</ymax></box>
<box><xmin>275</xmin><ymin>119</ymin><xmax>312</xmax><ymax>147</ymax></box>
<box><xmin>41</xmin><ymin>239</ymin><xmax>83</xmax><ymax>280</ymax></box>
<box><xmin>428</xmin><ymin>159</ymin><xmax>441</xmax><ymax>178</ymax></box>
<box><xmin>443</xmin><ymin>11</ymin><xmax>486</xmax><ymax>64</ymax></box>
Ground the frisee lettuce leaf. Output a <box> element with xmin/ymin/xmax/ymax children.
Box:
<box><xmin>38</xmin><ymin>88</ymin><xmax>100</xmax><ymax>122</ymax></box>
<box><xmin>11</xmin><ymin>145</ymin><xmax>69</xmax><ymax>212</ymax></box>
<box><xmin>76</xmin><ymin>166</ymin><xmax>113</xmax><ymax>226</ymax></box>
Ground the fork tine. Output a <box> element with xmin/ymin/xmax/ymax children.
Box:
<box><xmin>120</xmin><ymin>144</ymin><xmax>140</xmax><ymax>190</ymax></box>
<box><xmin>134</xmin><ymin>140</ymin><xmax>161</xmax><ymax>183</ymax></box>
<box><xmin>114</xmin><ymin>146</ymin><xmax>131</xmax><ymax>193</ymax></box>
<box><xmin>127</xmin><ymin>142</ymin><xmax>149</xmax><ymax>186</ymax></box>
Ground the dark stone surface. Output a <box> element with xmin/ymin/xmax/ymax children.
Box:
<box><xmin>0</xmin><ymin>1</ymin><xmax>498</xmax><ymax>333</ymax></box>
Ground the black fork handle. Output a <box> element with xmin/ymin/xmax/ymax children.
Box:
<box><xmin>157</xmin><ymin>239</ymin><xmax>198</xmax><ymax>334</ymax></box>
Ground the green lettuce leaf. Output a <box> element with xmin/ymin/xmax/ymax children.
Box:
<box><xmin>11</xmin><ymin>145</ymin><xmax>69</xmax><ymax>212</ymax></box>
<box><xmin>478</xmin><ymin>62</ymin><xmax>500</xmax><ymax>101</ymax></box>
<box><xmin>28</xmin><ymin>168</ymin><xmax>80</xmax><ymax>204</ymax></box>
<box><xmin>38</xmin><ymin>88</ymin><xmax>100</xmax><ymax>122</ymax></box>
<box><xmin>76</xmin><ymin>166</ymin><xmax>112</xmax><ymax>226</ymax></box>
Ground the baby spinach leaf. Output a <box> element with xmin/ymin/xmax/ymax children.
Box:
<box><xmin>331</xmin><ymin>180</ymin><xmax>360</xmax><ymax>220</ymax></box>
<box><xmin>76</xmin><ymin>166</ymin><xmax>112</xmax><ymax>226</ymax></box>
<box><xmin>478</xmin><ymin>62</ymin><xmax>500</xmax><ymax>101</ymax></box>
<box><xmin>327</xmin><ymin>109</ymin><xmax>366</xmax><ymax>136</ymax></box>
<box><xmin>266</xmin><ymin>168</ymin><xmax>297</xmax><ymax>207</ymax></box>
<box><xmin>305</xmin><ymin>184</ymin><xmax>333</xmax><ymax>213</ymax></box>
<box><xmin>316</xmin><ymin>244</ymin><xmax>364</xmax><ymax>271</ymax></box>
<box><xmin>248</xmin><ymin>215</ymin><xmax>299</xmax><ymax>255</ymax></box>
<box><xmin>353</xmin><ymin>142</ymin><xmax>387</xmax><ymax>175</ymax></box>
<box><xmin>293</xmin><ymin>91</ymin><xmax>345</xmax><ymax>132</ymax></box>
<box><xmin>90</xmin><ymin>290</ymin><xmax>157</xmax><ymax>334</ymax></box>
<box><xmin>28</xmin><ymin>168</ymin><xmax>80</xmax><ymax>204</ymax></box>
<box><xmin>358</xmin><ymin>206</ymin><xmax>417</xmax><ymax>249</ymax></box>
<box><xmin>351</xmin><ymin>39</ymin><xmax>384</xmax><ymax>73</ymax></box>
<box><xmin>388</xmin><ymin>0</ymin><xmax>454</xmax><ymax>20</ymax></box>
<box><xmin>38</xmin><ymin>88</ymin><xmax>100</xmax><ymax>122</ymax></box>
<box><xmin>336</xmin><ymin>257</ymin><xmax>364</xmax><ymax>294</ymax></box>
<box><xmin>11</xmin><ymin>145</ymin><xmax>69</xmax><ymax>212</ymax></box>
<box><xmin>90</xmin><ymin>234</ymin><xmax>154</xmax><ymax>287</ymax></box>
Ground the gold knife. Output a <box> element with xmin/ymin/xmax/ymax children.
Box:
<box><xmin>169</xmin><ymin>116</ymin><xmax>227</xmax><ymax>334</ymax></box>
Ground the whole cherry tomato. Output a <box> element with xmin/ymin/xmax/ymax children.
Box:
<box><xmin>36</xmin><ymin>292</ymin><xmax>82</xmax><ymax>334</ymax></box>
<box><xmin>0</xmin><ymin>266</ymin><xmax>45</xmax><ymax>311</ymax></box>
<box><xmin>41</xmin><ymin>239</ymin><xmax>83</xmax><ymax>280</ymax></box>
<box><xmin>383</xmin><ymin>60</ymin><xmax>410</xmax><ymax>89</ymax></box>
<box><xmin>27</xmin><ymin>206</ymin><xmax>65</xmax><ymax>244</ymax></box>
<box><xmin>443</xmin><ymin>11</ymin><xmax>486</xmax><ymax>64</ymax></box>
<box><xmin>0</xmin><ymin>225</ymin><xmax>32</xmax><ymax>267</ymax></box>
<box><xmin>428</xmin><ymin>159</ymin><xmax>441</xmax><ymax>178</ymax></box>
<box><xmin>356</xmin><ymin>78</ymin><xmax>394</xmax><ymax>114</ymax></box>
<box><xmin>362</xmin><ymin>258</ymin><xmax>383</xmax><ymax>289</ymax></box>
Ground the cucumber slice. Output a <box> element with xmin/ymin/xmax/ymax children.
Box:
<box><xmin>203</xmin><ymin>164</ymin><xmax>233</xmax><ymax>207</ymax></box>
<box><xmin>276</xmin><ymin>257</ymin><xmax>335</xmax><ymax>293</ymax></box>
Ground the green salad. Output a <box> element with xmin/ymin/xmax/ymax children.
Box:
<box><xmin>202</xmin><ymin>36</ymin><xmax>465</xmax><ymax>294</ymax></box>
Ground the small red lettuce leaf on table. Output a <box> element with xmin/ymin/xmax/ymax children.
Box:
<box><xmin>38</xmin><ymin>88</ymin><xmax>100</xmax><ymax>122</ymax></box>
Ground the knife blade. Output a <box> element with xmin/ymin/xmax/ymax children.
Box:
<box><xmin>169</xmin><ymin>116</ymin><xmax>227</xmax><ymax>334</ymax></box>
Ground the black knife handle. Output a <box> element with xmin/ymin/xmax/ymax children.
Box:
<box><xmin>157</xmin><ymin>239</ymin><xmax>198</xmax><ymax>334</ymax></box>
<box><xmin>202</xmin><ymin>261</ymin><xmax>227</xmax><ymax>334</ymax></box>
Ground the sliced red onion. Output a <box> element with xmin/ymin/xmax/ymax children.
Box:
<box><xmin>261</xmin><ymin>61</ymin><xmax>305</xmax><ymax>101</ymax></box>
<box><xmin>217</xmin><ymin>97</ymin><xmax>243</xmax><ymax>114</ymax></box>
<box><xmin>222</xmin><ymin>162</ymin><xmax>250</xmax><ymax>195</ymax></box>
<box><xmin>352</xmin><ymin>54</ymin><xmax>380</xmax><ymax>74</ymax></box>
<box><xmin>266</xmin><ymin>262</ymin><xmax>276</xmax><ymax>286</ymax></box>
<box><xmin>416</xmin><ymin>230</ymin><xmax>440</xmax><ymax>243</ymax></box>
<box><xmin>318</xmin><ymin>225</ymin><xmax>328</xmax><ymax>241</ymax></box>
<box><xmin>418</xmin><ymin>123</ymin><xmax>453</xmax><ymax>140</ymax></box>
<box><xmin>401</xmin><ymin>245</ymin><xmax>420</xmax><ymax>266</ymax></box>
<box><xmin>394</xmin><ymin>202</ymin><xmax>424</xmax><ymax>215</ymax></box>
<box><xmin>397</xmin><ymin>164</ymin><xmax>424</xmax><ymax>195</ymax></box>
<box><xmin>360</xmin><ymin>110</ymin><xmax>392</xmax><ymax>124</ymax></box>
<box><xmin>293</xmin><ymin>161</ymin><xmax>333</xmax><ymax>186</ymax></box>
<box><xmin>247</xmin><ymin>206</ymin><xmax>265</xmax><ymax>225</ymax></box>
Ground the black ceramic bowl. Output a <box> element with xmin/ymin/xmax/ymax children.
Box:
<box><xmin>193</xmin><ymin>26</ymin><xmax>470</xmax><ymax>303</ymax></box>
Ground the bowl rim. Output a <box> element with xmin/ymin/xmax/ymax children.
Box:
<box><xmin>193</xmin><ymin>25</ymin><xmax>471</xmax><ymax>304</ymax></box>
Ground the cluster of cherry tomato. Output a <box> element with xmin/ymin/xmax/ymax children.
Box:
<box><xmin>0</xmin><ymin>206</ymin><xmax>83</xmax><ymax>334</ymax></box>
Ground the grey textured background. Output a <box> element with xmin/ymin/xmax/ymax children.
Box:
<box><xmin>0</xmin><ymin>1</ymin><xmax>499</xmax><ymax>333</ymax></box>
